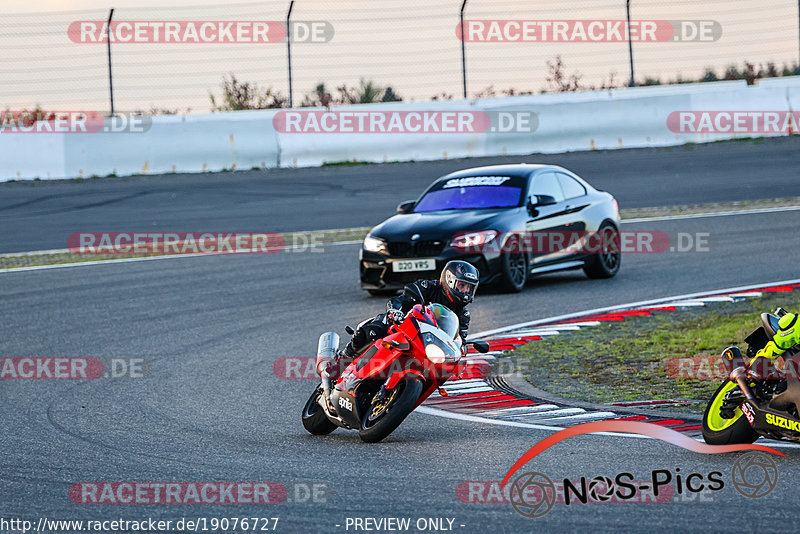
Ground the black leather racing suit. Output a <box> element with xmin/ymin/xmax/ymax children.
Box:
<box><xmin>341</xmin><ymin>279</ymin><xmax>471</xmax><ymax>358</ymax></box>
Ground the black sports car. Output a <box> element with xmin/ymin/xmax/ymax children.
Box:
<box><xmin>360</xmin><ymin>164</ymin><xmax>621</xmax><ymax>295</ymax></box>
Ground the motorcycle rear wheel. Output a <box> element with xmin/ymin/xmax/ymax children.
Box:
<box><xmin>701</xmin><ymin>380</ymin><xmax>758</xmax><ymax>445</ymax></box>
<box><xmin>359</xmin><ymin>378</ymin><xmax>423</xmax><ymax>443</ymax></box>
<box><xmin>302</xmin><ymin>386</ymin><xmax>338</xmax><ymax>435</ymax></box>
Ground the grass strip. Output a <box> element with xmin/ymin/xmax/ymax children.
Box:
<box><xmin>507</xmin><ymin>289</ymin><xmax>800</xmax><ymax>413</ymax></box>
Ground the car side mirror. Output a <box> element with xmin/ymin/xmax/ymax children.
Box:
<box><xmin>527</xmin><ymin>194</ymin><xmax>556</xmax><ymax>216</ymax></box>
<box><xmin>469</xmin><ymin>341</ymin><xmax>490</xmax><ymax>353</ymax></box>
<box><xmin>397</xmin><ymin>200</ymin><xmax>416</xmax><ymax>214</ymax></box>
<box><xmin>531</xmin><ymin>194</ymin><xmax>557</xmax><ymax>207</ymax></box>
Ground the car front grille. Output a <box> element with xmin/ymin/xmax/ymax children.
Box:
<box><xmin>387</xmin><ymin>241</ymin><xmax>412</xmax><ymax>257</ymax></box>
<box><xmin>387</xmin><ymin>240</ymin><xmax>446</xmax><ymax>258</ymax></box>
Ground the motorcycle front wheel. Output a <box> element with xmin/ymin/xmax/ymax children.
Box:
<box><xmin>359</xmin><ymin>378</ymin><xmax>423</xmax><ymax>443</ymax></box>
<box><xmin>301</xmin><ymin>386</ymin><xmax>338</xmax><ymax>435</ymax></box>
<box><xmin>701</xmin><ymin>380</ymin><xmax>759</xmax><ymax>445</ymax></box>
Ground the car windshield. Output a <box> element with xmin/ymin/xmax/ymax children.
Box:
<box><xmin>428</xmin><ymin>303</ymin><xmax>460</xmax><ymax>340</ymax></box>
<box><xmin>414</xmin><ymin>175</ymin><xmax>525</xmax><ymax>212</ymax></box>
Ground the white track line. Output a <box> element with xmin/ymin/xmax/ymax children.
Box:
<box><xmin>524</xmin><ymin>412</ymin><xmax>619</xmax><ymax>424</ymax></box>
<box><xmin>660</xmin><ymin>300</ymin><xmax>709</xmax><ymax>307</ymax></box>
<box><xmin>468</xmin><ymin>278</ymin><xmax>800</xmax><ymax>340</ymax></box>
<box><xmin>442</xmin><ymin>378</ymin><xmax>486</xmax><ymax>387</ymax></box>
<box><xmin>621</xmin><ymin>204</ymin><xmax>800</xmax><ymax>224</ymax></box>
<box><xmin>480</xmin><ymin>405</ymin><xmax>561</xmax><ymax>416</ymax></box>
<box><xmin>698</xmin><ymin>296</ymin><xmax>736</xmax><ymax>302</ymax></box>
<box><xmin>501</xmin><ymin>408</ymin><xmax>588</xmax><ymax>420</ymax></box>
<box><xmin>416</xmin><ymin>406</ymin><xmax>800</xmax><ymax>449</ymax></box>
<box><xmin>441</xmin><ymin>386</ymin><xmax>495</xmax><ymax>395</ymax></box>
<box><xmin>442</xmin><ymin>384</ymin><xmax>490</xmax><ymax>393</ymax></box>
<box><xmin>0</xmin><ymin>240</ymin><xmax>363</xmax><ymax>274</ymax></box>
<box><xmin>3</xmin><ymin>205</ymin><xmax>799</xmax><ymax>274</ymax></box>
<box><xmin>735</xmin><ymin>293</ymin><xmax>767</xmax><ymax>300</ymax></box>
<box><xmin>0</xmin><ymin>252</ymin><xmax>213</xmax><ymax>273</ymax></box>
<box><xmin>443</xmin><ymin>384</ymin><xmax>490</xmax><ymax>392</ymax></box>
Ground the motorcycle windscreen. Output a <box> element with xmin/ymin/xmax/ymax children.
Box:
<box><xmin>428</xmin><ymin>303</ymin><xmax>460</xmax><ymax>340</ymax></box>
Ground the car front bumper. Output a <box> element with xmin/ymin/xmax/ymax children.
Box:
<box><xmin>359</xmin><ymin>248</ymin><xmax>502</xmax><ymax>291</ymax></box>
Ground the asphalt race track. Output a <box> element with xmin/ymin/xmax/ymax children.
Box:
<box><xmin>2</xmin><ymin>140</ymin><xmax>800</xmax><ymax>533</ymax></box>
<box><xmin>2</xmin><ymin>137</ymin><xmax>800</xmax><ymax>253</ymax></box>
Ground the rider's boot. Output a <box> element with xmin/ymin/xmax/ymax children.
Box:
<box><xmin>331</xmin><ymin>343</ymin><xmax>358</xmax><ymax>378</ymax></box>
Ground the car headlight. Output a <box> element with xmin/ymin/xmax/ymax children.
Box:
<box><xmin>363</xmin><ymin>235</ymin><xmax>388</xmax><ymax>254</ymax></box>
<box><xmin>450</xmin><ymin>230</ymin><xmax>498</xmax><ymax>252</ymax></box>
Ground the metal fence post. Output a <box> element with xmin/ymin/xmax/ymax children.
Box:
<box><xmin>287</xmin><ymin>1</ymin><xmax>295</xmax><ymax>108</ymax></box>
<box><xmin>626</xmin><ymin>0</ymin><xmax>635</xmax><ymax>87</ymax></box>
<box><xmin>106</xmin><ymin>8</ymin><xmax>115</xmax><ymax>114</ymax></box>
<box><xmin>460</xmin><ymin>0</ymin><xmax>468</xmax><ymax>99</ymax></box>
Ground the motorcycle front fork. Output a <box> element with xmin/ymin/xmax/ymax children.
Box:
<box><xmin>720</xmin><ymin>387</ymin><xmax>747</xmax><ymax>418</ymax></box>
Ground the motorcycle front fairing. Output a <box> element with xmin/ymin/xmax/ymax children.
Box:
<box><xmin>331</xmin><ymin>306</ymin><xmax>464</xmax><ymax>427</ymax></box>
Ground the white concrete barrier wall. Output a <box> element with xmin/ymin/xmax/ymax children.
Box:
<box><xmin>1</xmin><ymin>133</ymin><xmax>66</xmax><ymax>180</ymax></box>
<box><xmin>2</xmin><ymin>77</ymin><xmax>799</xmax><ymax>181</ymax></box>
<box><xmin>64</xmin><ymin>110</ymin><xmax>281</xmax><ymax>178</ymax></box>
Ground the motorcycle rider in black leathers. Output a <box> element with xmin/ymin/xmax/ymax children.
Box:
<box><xmin>336</xmin><ymin>260</ymin><xmax>479</xmax><ymax>365</ymax></box>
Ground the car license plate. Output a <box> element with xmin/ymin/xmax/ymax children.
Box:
<box><xmin>392</xmin><ymin>258</ymin><xmax>437</xmax><ymax>272</ymax></box>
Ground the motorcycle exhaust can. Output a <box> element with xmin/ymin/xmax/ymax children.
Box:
<box><xmin>316</xmin><ymin>332</ymin><xmax>340</xmax><ymax>409</ymax></box>
<box><xmin>316</xmin><ymin>332</ymin><xmax>340</xmax><ymax>375</ymax></box>
<box><xmin>721</xmin><ymin>346</ymin><xmax>745</xmax><ymax>374</ymax></box>
<box><xmin>721</xmin><ymin>346</ymin><xmax>756</xmax><ymax>400</ymax></box>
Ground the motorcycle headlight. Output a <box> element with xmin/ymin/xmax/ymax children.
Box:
<box><xmin>422</xmin><ymin>332</ymin><xmax>457</xmax><ymax>364</ymax></box>
<box><xmin>450</xmin><ymin>230</ymin><xmax>498</xmax><ymax>252</ymax></box>
<box><xmin>363</xmin><ymin>235</ymin><xmax>388</xmax><ymax>254</ymax></box>
<box><xmin>425</xmin><ymin>343</ymin><xmax>446</xmax><ymax>364</ymax></box>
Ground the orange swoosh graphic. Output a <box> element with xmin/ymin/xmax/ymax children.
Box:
<box><xmin>502</xmin><ymin>420</ymin><xmax>785</xmax><ymax>486</ymax></box>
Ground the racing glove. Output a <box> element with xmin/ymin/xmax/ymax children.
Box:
<box><xmin>386</xmin><ymin>308</ymin><xmax>405</xmax><ymax>325</ymax></box>
<box><xmin>755</xmin><ymin>340</ymin><xmax>784</xmax><ymax>360</ymax></box>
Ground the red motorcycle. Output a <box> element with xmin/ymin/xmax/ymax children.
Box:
<box><xmin>301</xmin><ymin>302</ymin><xmax>490</xmax><ymax>442</ymax></box>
